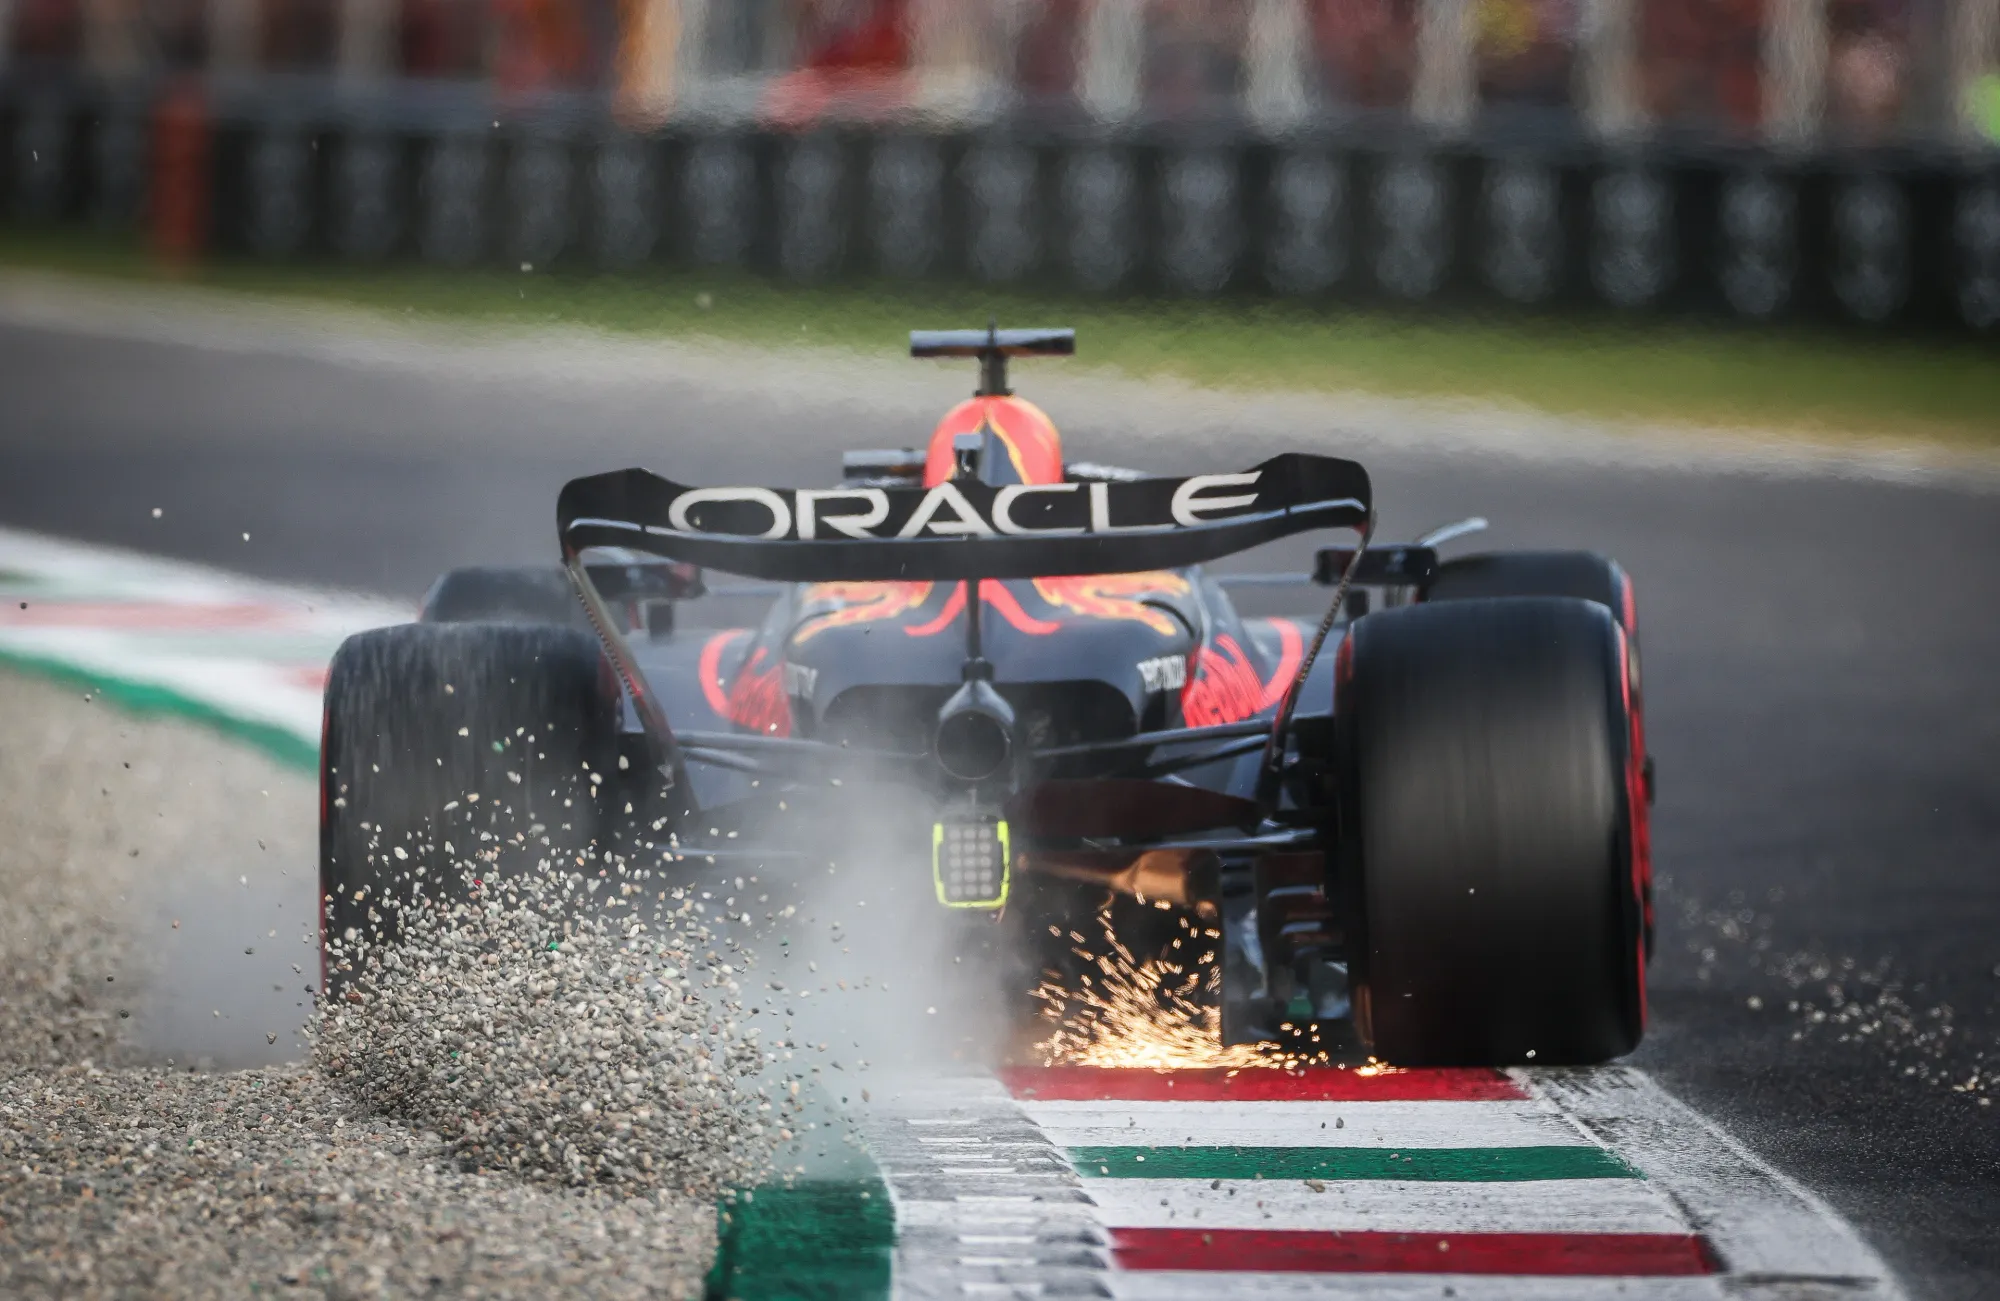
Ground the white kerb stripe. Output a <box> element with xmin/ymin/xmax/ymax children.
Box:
<box><xmin>1083</xmin><ymin>1178</ymin><xmax>1688</xmax><ymax>1236</ymax></box>
<box><xmin>1022</xmin><ymin>1099</ymin><xmax>1591</xmax><ymax>1150</ymax></box>
<box><xmin>0</xmin><ymin>639</ymin><xmax>325</xmax><ymax>739</ymax></box>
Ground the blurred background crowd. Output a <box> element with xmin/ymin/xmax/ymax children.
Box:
<box><xmin>5</xmin><ymin>0</ymin><xmax>1998</xmax><ymax>149</ymax></box>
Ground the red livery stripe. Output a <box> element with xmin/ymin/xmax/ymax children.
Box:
<box><xmin>998</xmin><ymin>1066</ymin><xmax>1525</xmax><ymax>1103</ymax></box>
<box><xmin>1110</xmin><ymin>1228</ymin><xmax>1720</xmax><ymax>1276</ymax></box>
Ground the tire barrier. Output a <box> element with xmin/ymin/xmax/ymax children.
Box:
<box><xmin>419</xmin><ymin>133</ymin><xmax>490</xmax><ymax>268</ymax></box>
<box><xmin>1589</xmin><ymin>166</ymin><xmax>1673</xmax><ymax>310</ymax></box>
<box><xmin>962</xmin><ymin>140</ymin><xmax>1040</xmax><ymax>285</ymax></box>
<box><xmin>1717</xmin><ymin>170</ymin><xmax>1797</xmax><ymax>321</ymax></box>
<box><xmin>591</xmin><ymin>132</ymin><xmax>659</xmax><ymax>271</ymax></box>
<box><xmin>11</xmin><ymin>93</ymin><xmax>69</xmax><ymax>223</ymax></box>
<box><xmin>332</xmin><ymin>133</ymin><xmax>400</xmax><ymax>263</ymax></box>
<box><xmin>245</xmin><ymin>124</ymin><xmax>312</xmax><ymax>259</ymax></box>
<box><xmin>3</xmin><ymin>87</ymin><xmax>1997</xmax><ymax>330</ymax></box>
<box><xmin>1372</xmin><ymin>153</ymin><xmax>1452</xmax><ymax>301</ymax></box>
<box><xmin>505</xmin><ymin>133</ymin><xmax>574</xmax><ymax>269</ymax></box>
<box><xmin>1264</xmin><ymin>149</ymin><xmax>1346</xmax><ymax>296</ymax></box>
<box><xmin>90</xmin><ymin>102</ymin><xmax>148</xmax><ymax>230</ymax></box>
<box><xmin>1830</xmin><ymin>173</ymin><xmax>1910</xmax><ymax>325</ymax></box>
<box><xmin>1061</xmin><ymin>144</ymin><xmax>1138</xmax><ymax>294</ymax></box>
<box><xmin>1482</xmin><ymin>159</ymin><xmax>1562</xmax><ymax>305</ymax></box>
<box><xmin>867</xmin><ymin>134</ymin><xmax>943</xmax><ymax>281</ymax></box>
<box><xmin>1161</xmin><ymin>148</ymin><xmax>1240</xmax><ymax>296</ymax></box>
<box><xmin>777</xmin><ymin>132</ymin><xmax>845</xmax><ymax>282</ymax></box>
<box><xmin>1956</xmin><ymin>179</ymin><xmax>2000</xmax><ymax>332</ymax></box>
<box><xmin>684</xmin><ymin>134</ymin><xmax>754</xmax><ymax>269</ymax></box>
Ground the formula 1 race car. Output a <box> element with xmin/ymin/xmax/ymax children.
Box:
<box><xmin>321</xmin><ymin>327</ymin><xmax>1654</xmax><ymax>1066</ymax></box>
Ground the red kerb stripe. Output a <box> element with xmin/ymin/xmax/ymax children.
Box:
<box><xmin>0</xmin><ymin>601</ymin><xmax>301</xmax><ymax>630</ymax></box>
<box><xmin>1110</xmin><ymin>1228</ymin><xmax>1719</xmax><ymax>1276</ymax></box>
<box><xmin>998</xmin><ymin>1066</ymin><xmax>1525</xmax><ymax>1103</ymax></box>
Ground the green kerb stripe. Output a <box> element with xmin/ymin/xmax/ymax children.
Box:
<box><xmin>1071</xmin><ymin>1145</ymin><xmax>1637</xmax><ymax>1182</ymax></box>
<box><xmin>0</xmin><ymin>650</ymin><xmax>319</xmax><ymax>773</ymax></box>
<box><xmin>705</xmin><ymin>1179</ymin><xmax>895</xmax><ymax>1301</ymax></box>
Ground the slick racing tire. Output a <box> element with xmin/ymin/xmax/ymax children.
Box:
<box><xmin>1426</xmin><ymin>550</ymin><xmax>1639</xmax><ymax>682</ymax></box>
<box><xmin>1336</xmin><ymin>597</ymin><xmax>1647</xmax><ymax>1066</ymax></box>
<box><xmin>1426</xmin><ymin>548</ymin><xmax>1654</xmax><ymax>945</ymax></box>
<box><xmin>419</xmin><ymin>565</ymin><xmax>589</xmax><ymax>628</ymax></box>
<box><xmin>319</xmin><ymin>622</ymin><xmax>620</xmax><ymax>997</ymax></box>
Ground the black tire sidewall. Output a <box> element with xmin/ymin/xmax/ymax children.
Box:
<box><xmin>1337</xmin><ymin>597</ymin><xmax>1644</xmax><ymax>1066</ymax></box>
<box><xmin>418</xmin><ymin>565</ymin><xmax>589</xmax><ymax>628</ymax></box>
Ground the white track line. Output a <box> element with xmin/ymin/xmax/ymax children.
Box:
<box><xmin>1528</xmin><ymin>1068</ymin><xmax>1905</xmax><ymax>1295</ymax></box>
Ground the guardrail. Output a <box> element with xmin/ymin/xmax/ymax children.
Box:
<box><xmin>4</xmin><ymin>82</ymin><xmax>1998</xmax><ymax>331</ymax></box>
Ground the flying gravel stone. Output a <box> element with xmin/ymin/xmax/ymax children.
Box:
<box><xmin>316</xmin><ymin>835</ymin><xmax>779</xmax><ymax>1199</ymax></box>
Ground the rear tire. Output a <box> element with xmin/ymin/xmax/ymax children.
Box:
<box><xmin>1425</xmin><ymin>549</ymin><xmax>1640</xmax><ymax>702</ymax></box>
<box><xmin>1336</xmin><ymin>597</ymin><xmax>1646</xmax><ymax>1066</ymax></box>
<box><xmin>1427</xmin><ymin>550</ymin><xmax>1633</xmax><ymax>623</ymax></box>
<box><xmin>319</xmin><ymin>622</ymin><xmax>619</xmax><ymax>996</ymax></box>
<box><xmin>419</xmin><ymin>565</ymin><xmax>588</xmax><ymax>628</ymax></box>
<box><xmin>1427</xmin><ymin>549</ymin><xmax>1653</xmax><ymax>945</ymax></box>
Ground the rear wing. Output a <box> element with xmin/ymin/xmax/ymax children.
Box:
<box><xmin>557</xmin><ymin>453</ymin><xmax>1370</xmax><ymax>583</ymax></box>
<box><xmin>560</xmin><ymin>453</ymin><xmax>1374</xmax><ymax>815</ymax></box>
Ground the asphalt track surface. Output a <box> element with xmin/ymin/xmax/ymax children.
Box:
<box><xmin>2</xmin><ymin>295</ymin><xmax>1996</xmax><ymax>1298</ymax></box>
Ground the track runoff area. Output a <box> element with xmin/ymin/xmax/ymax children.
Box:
<box><xmin>0</xmin><ymin>525</ymin><xmax>1903</xmax><ymax>1301</ymax></box>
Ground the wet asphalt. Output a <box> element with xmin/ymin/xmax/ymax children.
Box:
<box><xmin>1</xmin><ymin>315</ymin><xmax>1995</xmax><ymax>1298</ymax></box>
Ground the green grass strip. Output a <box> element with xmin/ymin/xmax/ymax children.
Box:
<box><xmin>0</xmin><ymin>648</ymin><xmax>319</xmax><ymax>773</ymax></box>
<box><xmin>705</xmin><ymin>1179</ymin><xmax>895</xmax><ymax>1301</ymax></box>
<box><xmin>1071</xmin><ymin>1145</ymin><xmax>1636</xmax><ymax>1182</ymax></box>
